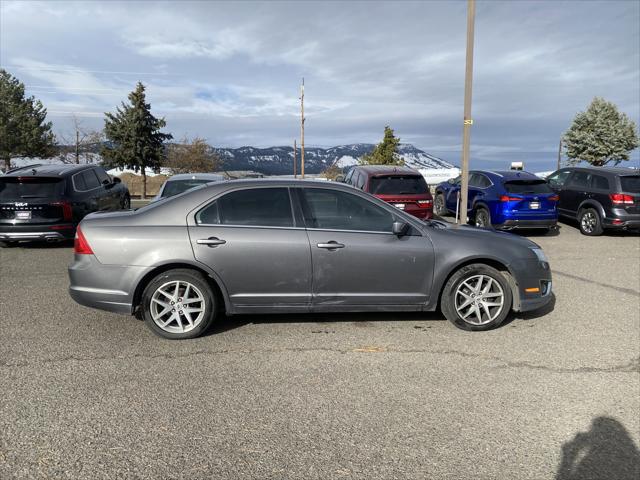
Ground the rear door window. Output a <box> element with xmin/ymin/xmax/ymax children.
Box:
<box><xmin>503</xmin><ymin>180</ymin><xmax>552</xmax><ymax>194</ymax></box>
<box><xmin>568</xmin><ymin>171</ymin><xmax>590</xmax><ymax>188</ymax></box>
<box><xmin>75</xmin><ymin>169</ymin><xmax>100</xmax><ymax>191</ymax></box>
<box><xmin>619</xmin><ymin>175</ymin><xmax>640</xmax><ymax>193</ymax></box>
<box><xmin>301</xmin><ymin>188</ymin><xmax>394</xmax><ymax>232</ymax></box>
<box><xmin>197</xmin><ymin>187</ymin><xmax>293</xmax><ymax>227</ymax></box>
<box><xmin>369</xmin><ymin>175</ymin><xmax>428</xmax><ymax>195</ymax></box>
<box><xmin>547</xmin><ymin>170</ymin><xmax>571</xmax><ymax>187</ymax></box>
<box><xmin>0</xmin><ymin>177</ymin><xmax>65</xmax><ymax>200</ymax></box>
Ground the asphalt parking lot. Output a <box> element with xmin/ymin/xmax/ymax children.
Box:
<box><xmin>1</xmin><ymin>221</ymin><xmax>639</xmax><ymax>479</ymax></box>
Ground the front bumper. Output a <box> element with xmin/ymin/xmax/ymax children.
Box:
<box><xmin>509</xmin><ymin>258</ymin><xmax>553</xmax><ymax>313</ymax></box>
<box><xmin>0</xmin><ymin>223</ymin><xmax>76</xmax><ymax>242</ymax></box>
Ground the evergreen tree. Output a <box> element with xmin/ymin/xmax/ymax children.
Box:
<box><xmin>0</xmin><ymin>69</ymin><xmax>56</xmax><ymax>171</ymax></box>
<box><xmin>564</xmin><ymin>97</ymin><xmax>638</xmax><ymax>167</ymax></box>
<box><xmin>360</xmin><ymin>126</ymin><xmax>403</xmax><ymax>165</ymax></box>
<box><xmin>102</xmin><ymin>82</ymin><xmax>172</xmax><ymax>198</ymax></box>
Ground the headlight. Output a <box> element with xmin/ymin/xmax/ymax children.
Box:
<box><xmin>531</xmin><ymin>247</ymin><xmax>548</xmax><ymax>263</ymax></box>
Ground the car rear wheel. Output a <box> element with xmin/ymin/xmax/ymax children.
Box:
<box><xmin>441</xmin><ymin>264</ymin><xmax>512</xmax><ymax>331</ymax></box>
<box><xmin>434</xmin><ymin>193</ymin><xmax>447</xmax><ymax>216</ymax></box>
<box><xmin>122</xmin><ymin>195</ymin><xmax>131</xmax><ymax>210</ymax></box>
<box><xmin>474</xmin><ymin>207</ymin><xmax>492</xmax><ymax>229</ymax></box>
<box><xmin>578</xmin><ymin>208</ymin><xmax>603</xmax><ymax>236</ymax></box>
<box><xmin>141</xmin><ymin>269</ymin><xmax>217</xmax><ymax>339</ymax></box>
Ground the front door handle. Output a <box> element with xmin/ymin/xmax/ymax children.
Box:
<box><xmin>197</xmin><ymin>237</ymin><xmax>226</xmax><ymax>247</ymax></box>
<box><xmin>317</xmin><ymin>241</ymin><xmax>345</xmax><ymax>250</ymax></box>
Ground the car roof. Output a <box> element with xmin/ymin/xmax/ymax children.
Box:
<box><xmin>558</xmin><ymin>166</ymin><xmax>640</xmax><ymax>176</ymax></box>
<box><xmin>4</xmin><ymin>163</ymin><xmax>95</xmax><ymax>177</ymax></box>
<box><xmin>352</xmin><ymin>165</ymin><xmax>421</xmax><ymax>176</ymax></box>
<box><xmin>167</xmin><ymin>173</ymin><xmax>226</xmax><ymax>181</ymax></box>
<box><xmin>473</xmin><ymin>170</ymin><xmax>541</xmax><ymax>181</ymax></box>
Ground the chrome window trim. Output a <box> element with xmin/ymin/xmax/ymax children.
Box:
<box><xmin>195</xmin><ymin>223</ymin><xmax>305</xmax><ymax>231</ymax></box>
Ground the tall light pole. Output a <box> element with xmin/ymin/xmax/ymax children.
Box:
<box><xmin>300</xmin><ymin>78</ymin><xmax>305</xmax><ymax>179</ymax></box>
<box><xmin>458</xmin><ymin>0</ymin><xmax>476</xmax><ymax>225</ymax></box>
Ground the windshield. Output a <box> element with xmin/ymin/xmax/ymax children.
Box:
<box><xmin>369</xmin><ymin>175</ymin><xmax>428</xmax><ymax>195</ymax></box>
<box><xmin>503</xmin><ymin>180</ymin><xmax>552</xmax><ymax>194</ymax></box>
<box><xmin>0</xmin><ymin>177</ymin><xmax>65</xmax><ymax>201</ymax></box>
<box><xmin>162</xmin><ymin>179</ymin><xmax>213</xmax><ymax>198</ymax></box>
<box><xmin>620</xmin><ymin>175</ymin><xmax>640</xmax><ymax>193</ymax></box>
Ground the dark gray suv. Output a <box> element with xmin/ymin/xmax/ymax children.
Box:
<box><xmin>69</xmin><ymin>179</ymin><xmax>553</xmax><ymax>339</ymax></box>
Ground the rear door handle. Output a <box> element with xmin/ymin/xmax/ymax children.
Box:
<box><xmin>197</xmin><ymin>237</ymin><xmax>226</xmax><ymax>247</ymax></box>
<box><xmin>317</xmin><ymin>241</ymin><xmax>345</xmax><ymax>250</ymax></box>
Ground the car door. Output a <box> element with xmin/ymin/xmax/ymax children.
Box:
<box><xmin>94</xmin><ymin>167</ymin><xmax>120</xmax><ymax>210</ymax></box>
<box><xmin>445</xmin><ymin>176</ymin><xmax>461</xmax><ymax>211</ymax></box>
<box><xmin>562</xmin><ymin>170</ymin><xmax>591</xmax><ymax>216</ymax></box>
<box><xmin>76</xmin><ymin>169</ymin><xmax>109</xmax><ymax>212</ymax></box>
<box><xmin>188</xmin><ymin>186</ymin><xmax>312</xmax><ymax>309</ymax></box>
<box><xmin>546</xmin><ymin>169</ymin><xmax>572</xmax><ymax>215</ymax></box>
<box><xmin>297</xmin><ymin>187</ymin><xmax>434</xmax><ymax>307</ymax></box>
<box><xmin>467</xmin><ymin>173</ymin><xmax>486</xmax><ymax>209</ymax></box>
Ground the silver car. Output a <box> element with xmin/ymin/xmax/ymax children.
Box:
<box><xmin>69</xmin><ymin>179</ymin><xmax>553</xmax><ymax>339</ymax></box>
<box><xmin>152</xmin><ymin>173</ymin><xmax>226</xmax><ymax>202</ymax></box>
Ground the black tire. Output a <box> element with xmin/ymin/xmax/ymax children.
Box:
<box><xmin>122</xmin><ymin>195</ymin><xmax>131</xmax><ymax>210</ymax></box>
<box><xmin>440</xmin><ymin>263</ymin><xmax>513</xmax><ymax>331</ymax></box>
<box><xmin>141</xmin><ymin>269</ymin><xmax>217</xmax><ymax>339</ymax></box>
<box><xmin>474</xmin><ymin>207</ymin><xmax>492</xmax><ymax>229</ymax></box>
<box><xmin>578</xmin><ymin>208</ymin><xmax>603</xmax><ymax>236</ymax></box>
<box><xmin>0</xmin><ymin>241</ymin><xmax>15</xmax><ymax>248</ymax></box>
<box><xmin>434</xmin><ymin>193</ymin><xmax>447</xmax><ymax>216</ymax></box>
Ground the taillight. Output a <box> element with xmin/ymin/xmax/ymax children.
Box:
<box><xmin>417</xmin><ymin>199</ymin><xmax>433</xmax><ymax>208</ymax></box>
<box><xmin>499</xmin><ymin>195</ymin><xmax>522</xmax><ymax>202</ymax></box>
<box><xmin>610</xmin><ymin>193</ymin><xmax>634</xmax><ymax>205</ymax></box>
<box><xmin>51</xmin><ymin>201</ymin><xmax>73</xmax><ymax>221</ymax></box>
<box><xmin>548</xmin><ymin>195</ymin><xmax>560</xmax><ymax>202</ymax></box>
<box><xmin>74</xmin><ymin>226</ymin><xmax>93</xmax><ymax>255</ymax></box>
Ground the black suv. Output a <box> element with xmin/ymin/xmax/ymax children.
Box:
<box><xmin>0</xmin><ymin>164</ymin><xmax>130</xmax><ymax>245</ymax></box>
<box><xmin>546</xmin><ymin>166</ymin><xmax>639</xmax><ymax>235</ymax></box>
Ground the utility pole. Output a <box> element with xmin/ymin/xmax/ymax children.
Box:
<box><xmin>293</xmin><ymin>139</ymin><xmax>297</xmax><ymax>178</ymax></box>
<box><xmin>458</xmin><ymin>0</ymin><xmax>476</xmax><ymax>225</ymax></box>
<box><xmin>557</xmin><ymin>137</ymin><xmax>562</xmax><ymax>171</ymax></box>
<box><xmin>300</xmin><ymin>78</ymin><xmax>305</xmax><ymax>179</ymax></box>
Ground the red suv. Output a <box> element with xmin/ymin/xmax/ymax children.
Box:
<box><xmin>342</xmin><ymin>165</ymin><xmax>433</xmax><ymax>219</ymax></box>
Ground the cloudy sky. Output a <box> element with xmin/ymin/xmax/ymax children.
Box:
<box><xmin>1</xmin><ymin>0</ymin><xmax>638</xmax><ymax>170</ymax></box>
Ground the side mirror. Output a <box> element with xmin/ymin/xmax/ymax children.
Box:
<box><xmin>112</xmin><ymin>177</ymin><xmax>121</xmax><ymax>184</ymax></box>
<box><xmin>335</xmin><ymin>174</ymin><xmax>345</xmax><ymax>182</ymax></box>
<box><xmin>392</xmin><ymin>221</ymin><xmax>409</xmax><ymax>237</ymax></box>
<box><xmin>102</xmin><ymin>178</ymin><xmax>111</xmax><ymax>186</ymax></box>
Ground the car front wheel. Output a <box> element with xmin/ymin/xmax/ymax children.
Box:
<box><xmin>434</xmin><ymin>193</ymin><xmax>447</xmax><ymax>216</ymax></box>
<box><xmin>141</xmin><ymin>269</ymin><xmax>217</xmax><ymax>339</ymax></box>
<box><xmin>441</xmin><ymin>264</ymin><xmax>513</xmax><ymax>331</ymax></box>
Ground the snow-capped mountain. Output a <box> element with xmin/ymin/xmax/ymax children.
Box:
<box><xmin>213</xmin><ymin>143</ymin><xmax>455</xmax><ymax>175</ymax></box>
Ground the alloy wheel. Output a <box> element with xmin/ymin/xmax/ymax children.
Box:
<box><xmin>454</xmin><ymin>274</ymin><xmax>505</xmax><ymax>325</ymax></box>
<box><xmin>581</xmin><ymin>211</ymin><xmax>596</xmax><ymax>233</ymax></box>
<box><xmin>150</xmin><ymin>281</ymin><xmax>206</xmax><ymax>334</ymax></box>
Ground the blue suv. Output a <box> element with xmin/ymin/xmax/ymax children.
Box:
<box><xmin>434</xmin><ymin>170</ymin><xmax>558</xmax><ymax>231</ymax></box>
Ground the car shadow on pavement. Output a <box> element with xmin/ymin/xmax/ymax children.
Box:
<box><xmin>1</xmin><ymin>240</ymin><xmax>73</xmax><ymax>249</ymax></box>
<box><xmin>207</xmin><ymin>311</ymin><xmax>445</xmax><ymax>336</ymax></box>
<box><xmin>556</xmin><ymin>417</ymin><xmax>640</xmax><ymax>480</ymax></box>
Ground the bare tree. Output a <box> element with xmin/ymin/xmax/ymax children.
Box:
<box><xmin>165</xmin><ymin>136</ymin><xmax>222</xmax><ymax>174</ymax></box>
<box><xmin>57</xmin><ymin>115</ymin><xmax>104</xmax><ymax>164</ymax></box>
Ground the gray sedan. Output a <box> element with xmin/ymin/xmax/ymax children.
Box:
<box><xmin>69</xmin><ymin>179</ymin><xmax>553</xmax><ymax>339</ymax></box>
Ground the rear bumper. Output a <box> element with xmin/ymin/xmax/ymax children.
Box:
<box><xmin>0</xmin><ymin>223</ymin><xmax>76</xmax><ymax>242</ymax></box>
<box><xmin>603</xmin><ymin>214</ymin><xmax>640</xmax><ymax>230</ymax></box>
<box><xmin>406</xmin><ymin>208</ymin><xmax>433</xmax><ymax>220</ymax></box>
<box><xmin>68</xmin><ymin>254</ymin><xmax>150</xmax><ymax>315</ymax></box>
<box><xmin>495</xmin><ymin>218</ymin><xmax>557</xmax><ymax>230</ymax></box>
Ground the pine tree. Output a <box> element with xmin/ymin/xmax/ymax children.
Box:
<box><xmin>0</xmin><ymin>69</ymin><xmax>56</xmax><ymax>171</ymax></box>
<box><xmin>564</xmin><ymin>97</ymin><xmax>638</xmax><ymax>167</ymax></box>
<box><xmin>102</xmin><ymin>82</ymin><xmax>172</xmax><ymax>198</ymax></box>
<box><xmin>360</xmin><ymin>126</ymin><xmax>403</xmax><ymax>166</ymax></box>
